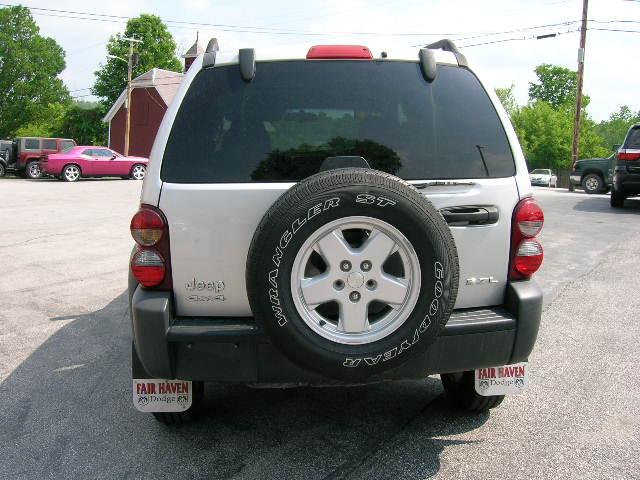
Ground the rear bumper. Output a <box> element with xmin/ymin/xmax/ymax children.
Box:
<box><xmin>129</xmin><ymin>279</ymin><xmax>542</xmax><ymax>384</ymax></box>
<box><xmin>613</xmin><ymin>170</ymin><xmax>640</xmax><ymax>195</ymax></box>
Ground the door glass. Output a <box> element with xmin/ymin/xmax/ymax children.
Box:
<box><xmin>24</xmin><ymin>138</ymin><xmax>40</xmax><ymax>150</ymax></box>
<box><xmin>42</xmin><ymin>139</ymin><xmax>57</xmax><ymax>150</ymax></box>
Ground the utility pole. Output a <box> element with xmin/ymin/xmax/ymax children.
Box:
<box><xmin>122</xmin><ymin>36</ymin><xmax>142</xmax><ymax>157</ymax></box>
<box><xmin>570</xmin><ymin>0</ymin><xmax>589</xmax><ymax>188</ymax></box>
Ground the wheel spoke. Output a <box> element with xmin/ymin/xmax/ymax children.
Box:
<box><xmin>375</xmin><ymin>274</ymin><xmax>409</xmax><ymax>306</ymax></box>
<box><xmin>314</xmin><ymin>229</ymin><xmax>353</xmax><ymax>269</ymax></box>
<box><xmin>338</xmin><ymin>299</ymin><xmax>369</xmax><ymax>333</ymax></box>
<box><xmin>300</xmin><ymin>274</ymin><xmax>335</xmax><ymax>309</ymax></box>
<box><xmin>361</xmin><ymin>229</ymin><xmax>397</xmax><ymax>265</ymax></box>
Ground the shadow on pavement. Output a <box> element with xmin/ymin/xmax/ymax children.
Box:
<box><xmin>0</xmin><ymin>292</ymin><xmax>489</xmax><ymax>480</ymax></box>
<box><xmin>573</xmin><ymin>196</ymin><xmax>640</xmax><ymax>214</ymax></box>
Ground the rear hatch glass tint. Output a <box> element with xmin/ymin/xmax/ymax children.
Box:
<box><xmin>162</xmin><ymin>61</ymin><xmax>515</xmax><ymax>183</ymax></box>
<box><xmin>624</xmin><ymin>126</ymin><xmax>640</xmax><ymax>149</ymax></box>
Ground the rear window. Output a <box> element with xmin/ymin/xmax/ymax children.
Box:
<box><xmin>162</xmin><ymin>61</ymin><xmax>515</xmax><ymax>183</ymax></box>
<box><xmin>61</xmin><ymin>140</ymin><xmax>76</xmax><ymax>151</ymax></box>
<box><xmin>624</xmin><ymin>126</ymin><xmax>640</xmax><ymax>149</ymax></box>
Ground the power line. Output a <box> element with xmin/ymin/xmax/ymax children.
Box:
<box><xmin>459</xmin><ymin>29</ymin><xmax>580</xmax><ymax>48</ymax></box>
<box><xmin>0</xmin><ymin>3</ymin><xmax>482</xmax><ymax>36</ymax></box>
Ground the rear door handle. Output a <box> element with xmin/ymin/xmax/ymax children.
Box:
<box><xmin>439</xmin><ymin>205</ymin><xmax>499</xmax><ymax>226</ymax></box>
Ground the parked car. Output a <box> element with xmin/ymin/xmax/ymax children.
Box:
<box><xmin>569</xmin><ymin>154</ymin><xmax>615</xmax><ymax>194</ymax></box>
<box><xmin>0</xmin><ymin>140</ymin><xmax>12</xmax><ymax>177</ymax></box>
<box><xmin>128</xmin><ymin>41</ymin><xmax>543</xmax><ymax>424</ymax></box>
<box><xmin>529</xmin><ymin>169</ymin><xmax>557</xmax><ymax>188</ymax></box>
<box><xmin>611</xmin><ymin>123</ymin><xmax>640</xmax><ymax>208</ymax></box>
<box><xmin>1</xmin><ymin>137</ymin><xmax>77</xmax><ymax>179</ymax></box>
<box><xmin>40</xmin><ymin>146</ymin><xmax>148</xmax><ymax>182</ymax></box>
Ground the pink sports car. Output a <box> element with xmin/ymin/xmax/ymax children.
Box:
<box><xmin>40</xmin><ymin>146</ymin><xmax>149</xmax><ymax>182</ymax></box>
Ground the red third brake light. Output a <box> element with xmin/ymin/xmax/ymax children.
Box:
<box><xmin>306</xmin><ymin>45</ymin><xmax>373</xmax><ymax>60</ymax></box>
<box><xmin>130</xmin><ymin>205</ymin><xmax>172</xmax><ymax>290</ymax></box>
<box><xmin>510</xmin><ymin>198</ymin><xmax>544</xmax><ymax>280</ymax></box>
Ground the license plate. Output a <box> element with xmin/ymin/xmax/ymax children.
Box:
<box><xmin>474</xmin><ymin>362</ymin><xmax>528</xmax><ymax>396</ymax></box>
<box><xmin>132</xmin><ymin>379</ymin><xmax>192</xmax><ymax>412</ymax></box>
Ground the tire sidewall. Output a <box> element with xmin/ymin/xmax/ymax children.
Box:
<box><xmin>26</xmin><ymin>161</ymin><xmax>41</xmax><ymax>179</ymax></box>
<box><xmin>248</xmin><ymin>175</ymin><xmax>458</xmax><ymax>380</ymax></box>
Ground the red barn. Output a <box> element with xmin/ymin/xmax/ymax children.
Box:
<box><xmin>102</xmin><ymin>68</ymin><xmax>184</xmax><ymax>158</ymax></box>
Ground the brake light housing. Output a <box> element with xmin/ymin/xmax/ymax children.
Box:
<box><xmin>306</xmin><ymin>45</ymin><xmax>373</xmax><ymax>60</ymax></box>
<box><xmin>617</xmin><ymin>149</ymin><xmax>640</xmax><ymax>161</ymax></box>
<box><xmin>509</xmin><ymin>198</ymin><xmax>544</xmax><ymax>280</ymax></box>
<box><xmin>130</xmin><ymin>205</ymin><xmax>172</xmax><ymax>289</ymax></box>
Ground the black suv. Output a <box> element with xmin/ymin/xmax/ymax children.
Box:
<box><xmin>611</xmin><ymin>123</ymin><xmax>640</xmax><ymax>208</ymax></box>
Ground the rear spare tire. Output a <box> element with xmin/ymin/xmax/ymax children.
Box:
<box><xmin>246</xmin><ymin>168</ymin><xmax>459</xmax><ymax>380</ymax></box>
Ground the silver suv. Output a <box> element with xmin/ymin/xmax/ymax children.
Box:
<box><xmin>128</xmin><ymin>40</ymin><xmax>544</xmax><ymax>424</ymax></box>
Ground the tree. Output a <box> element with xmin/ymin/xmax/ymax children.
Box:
<box><xmin>56</xmin><ymin>102</ymin><xmax>108</xmax><ymax>145</ymax></box>
<box><xmin>512</xmin><ymin>101</ymin><xmax>608</xmax><ymax>170</ymax></box>
<box><xmin>0</xmin><ymin>6</ymin><xmax>70</xmax><ymax>138</ymax></box>
<box><xmin>14</xmin><ymin>102</ymin><xmax>67</xmax><ymax>138</ymax></box>
<box><xmin>528</xmin><ymin>64</ymin><xmax>578</xmax><ymax>110</ymax></box>
<box><xmin>495</xmin><ymin>84</ymin><xmax>519</xmax><ymax>118</ymax></box>
<box><xmin>595</xmin><ymin>105</ymin><xmax>640</xmax><ymax>150</ymax></box>
<box><xmin>93</xmin><ymin>14</ymin><xmax>182</xmax><ymax>106</ymax></box>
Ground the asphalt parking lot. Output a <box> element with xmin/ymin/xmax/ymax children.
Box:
<box><xmin>1</xmin><ymin>178</ymin><xmax>639</xmax><ymax>479</ymax></box>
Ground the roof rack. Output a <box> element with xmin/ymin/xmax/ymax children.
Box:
<box><xmin>202</xmin><ymin>38</ymin><xmax>219</xmax><ymax>69</ymax></box>
<box><xmin>424</xmin><ymin>39</ymin><xmax>468</xmax><ymax>68</ymax></box>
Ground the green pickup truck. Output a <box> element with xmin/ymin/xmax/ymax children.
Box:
<box><xmin>569</xmin><ymin>154</ymin><xmax>616</xmax><ymax>194</ymax></box>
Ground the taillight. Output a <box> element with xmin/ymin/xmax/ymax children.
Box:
<box><xmin>509</xmin><ymin>198</ymin><xmax>544</xmax><ymax>280</ymax></box>
<box><xmin>306</xmin><ymin>45</ymin><xmax>373</xmax><ymax>59</ymax></box>
<box><xmin>130</xmin><ymin>208</ymin><xmax>164</xmax><ymax>246</ymax></box>
<box><xmin>130</xmin><ymin>205</ymin><xmax>172</xmax><ymax>289</ymax></box>
<box><xmin>618</xmin><ymin>150</ymin><xmax>640</xmax><ymax>161</ymax></box>
<box><xmin>131</xmin><ymin>249</ymin><xmax>165</xmax><ymax>287</ymax></box>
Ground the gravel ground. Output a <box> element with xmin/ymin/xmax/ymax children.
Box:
<box><xmin>1</xmin><ymin>179</ymin><xmax>639</xmax><ymax>479</ymax></box>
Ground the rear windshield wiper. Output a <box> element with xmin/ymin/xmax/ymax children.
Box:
<box><xmin>413</xmin><ymin>181</ymin><xmax>476</xmax><ymax>189</ymax></box>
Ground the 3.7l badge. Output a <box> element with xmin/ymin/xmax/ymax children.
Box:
<box><xmin>465</xmin><ymin>276</ymin><xmax>499</xmax><ymax>285</ymax></box>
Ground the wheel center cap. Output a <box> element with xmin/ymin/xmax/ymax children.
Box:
<box><xmin>346</xmin><ymin>272</ymin><xmax>365</xmax><ymax>289</ymax></box>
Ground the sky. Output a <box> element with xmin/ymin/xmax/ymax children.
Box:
<box><xmin>7</xmin><ymin>0</ymin><xmax>640</xmax><ymax>121</ymax></box>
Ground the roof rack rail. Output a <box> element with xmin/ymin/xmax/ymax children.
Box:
<box><xmin>202</xmin><ymin>38</ymin><xmax>219</xmax><ymax>69</ymax></box>
<box><xmin>424</xmin><ymin>39</ymin><xmax>468</xmax><ymax>68</ymax></box>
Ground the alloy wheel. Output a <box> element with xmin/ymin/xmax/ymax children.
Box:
<box><xmin>132</xmin><ymin>165</ymin><xmax>146</xmax><ymax>180</ymax></box>
<box><xmin>290</xmin><ymin>216</ymin><xmax>421</xmax><ymax>345</ymax></box>
<box><xmin>64</xmin><ymin>165</ymin><xmax>80</xmax><ymax>182</ymax></box>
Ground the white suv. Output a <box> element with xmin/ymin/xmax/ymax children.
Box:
<box><xmin>128</xmin><ymin>40</ymin><xmax>544</xmax><ymax>424</ymax></box>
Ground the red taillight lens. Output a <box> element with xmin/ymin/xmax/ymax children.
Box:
<box><xmin>510</xmin><ymin>198</ymin><xmax>544</xmax><ymax>280</ymax></box>
<box><xmin>618</xmin><ymin>150</ymin><xmax>640</xmax><ymax>161</ymax></box>
<box><xmin>130</xmin><ymin>205</ymin><xmax>172</xmax><ymax>290</ymax></box>
<box><xmin>306</xmin><ymin>45</ymin><xmax>373</xmax><ymax>59</ymax></box>
<box><xmin>513</xmin><ymin>240</ymin><xmax>543</xmax><ymax>276</ymax></box>
<box><xmin>131</xmin><ymin>208</ymin><xmax>164</xmax><ymax>246</ymax></box>
<box><xmin>516</xmin><ymin>199</ymin><xmax>544</xmax><ymax>237</ymax></box>
<box><xmin>131</xmin><ymin>249</ymin><xmax>166</xmax><ymax>287</ymax></box>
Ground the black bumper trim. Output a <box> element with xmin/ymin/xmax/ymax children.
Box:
<box><xmin>165</xmin><ymin>308</ymin><xmax>517</xmax><ymax>344</ymax></box>
<box><xmin>167</xmin><ymin>317</ymin><xmax>264</xmax><ymax>343</ymax></box>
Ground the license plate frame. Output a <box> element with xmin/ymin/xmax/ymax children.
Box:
<box><xmin>474</xmin><ymin>362</ymin><xmax>528</xmax><ymax>396</ymax></box>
